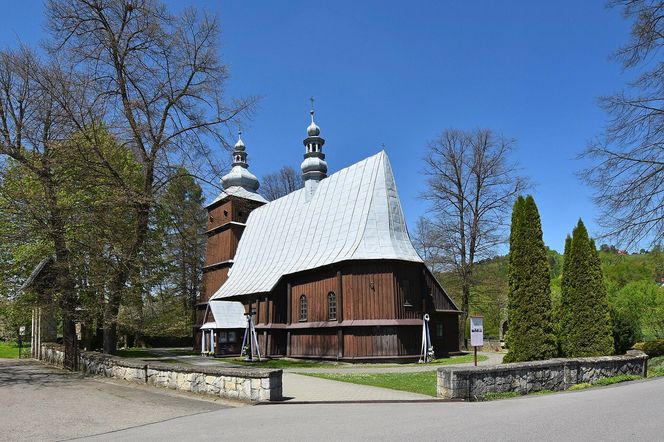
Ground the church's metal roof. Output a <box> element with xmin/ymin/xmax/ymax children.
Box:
<box><xmin>203</xmin><ymin>300</ymin><xmax>247</xmax><ymax>329</ymax></box>
<box><xmin>207</xmin><ymin>185</ymin><xmax>268</xmax><ymax>207</ymax></box>
<box><xmin>211</xmin><ymin>150</ymin><xmax>423</xmax><ymax>300</ymax></box>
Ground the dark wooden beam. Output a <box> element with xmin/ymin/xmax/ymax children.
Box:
<box><xmin>286</xmin><ymin>282</ymin><xmax>292</xmax><ymax>325</ymax></box>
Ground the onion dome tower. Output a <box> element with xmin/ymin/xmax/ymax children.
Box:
<box><xmin>301</xmin><ymin>98</ymin><xmax>328</xmax><ymax>199</ymax></box>
<box><xmin>195</xmin><ymin>130</ymin><xmax>266</xmax><ymax>353</ymax></box>
<box><xmin>218</xmin><ymin>131</ymin><xmax>264</xmax><ymax>199</ymax></box>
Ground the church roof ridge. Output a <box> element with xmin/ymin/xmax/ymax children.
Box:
<box><xmin>211</xmin><ymin>150</ymin><xmax>423</xmax><ymax>300</ymax></box>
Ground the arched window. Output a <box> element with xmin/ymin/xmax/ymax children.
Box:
<box><xmin>328</xmin><ymin>292</ymin><xmax>337</xmax><ymax>320</ymax></box>
<box><xmin>299</xmin><ymin>295</ymin><xmax>308</xmax><ymax>322</ymax></box>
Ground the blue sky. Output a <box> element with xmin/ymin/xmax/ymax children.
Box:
<box><xmin>0</xmin><ymin>1</ymin><xmax>636</xmax><ymax>253</ymax></box>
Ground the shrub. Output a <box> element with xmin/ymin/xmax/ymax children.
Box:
<box><xmin>610</xmin><ymin>305</ymin><xmax>642</xmax><ymax>354</ymax></box>
<box><xmin>634</xmin><ymin>340</ymin><xmax>664</xmax><ymax>357</ymax></box>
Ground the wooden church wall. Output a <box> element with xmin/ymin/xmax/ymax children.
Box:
<box><xmin>289</xmin><ymin>330</ymin><xmax>338</xmax><ymax>357</ymax></box>
<box><xmin>204</xmin><ymin>226</ymin><xmax>243</xmax><ymax>264</ymax></box>
<box><xmin>290</xmin><ymin>268</ymin><xmax>338</xmax><ymax>322</ymax></box>
<box><xmin>342</xmin><ymin>326</ymin><xmax>420</xmax><ymax>358</ymax></box>
<box><xmin>341</xmin><ymin>262</ymin><xmax>396</xmax><ymax>320</ymax></box>
<box><xmin>200</xmin><ymin>267</ymin><xmax>230</xmax><ymax>303</ymax></box>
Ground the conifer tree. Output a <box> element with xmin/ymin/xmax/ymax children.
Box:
<box><xmin>560</xmin><ymin>220</ymin><xmax>614</xmax><ymax>357</ymax></box>
<box><xmin>504</xmin><ymin>196</ymin><xmax>557</xmax><ymax>362</ymax></box>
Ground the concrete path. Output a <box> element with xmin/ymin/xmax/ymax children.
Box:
<box><xmin>0</xmin><ymin>359</ymin><xmax>233</xmax><ymax>442</ymax></box>
<box><xmin>280</xmin><ymin>372</ymin><xmax>433</xmax><ymax>402</ymax></box>
<box><xmin>83</xmin><ymin>377</ymin><xmax>664</xmax><ymax>441</ymax></box>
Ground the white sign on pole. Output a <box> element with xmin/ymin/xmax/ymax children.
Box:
<box><xmin>19</xmin><ymin>326</ymin><xmax>26</xmax><ymax>336</ymax></box>
<box><xmin>470</xmin><ymin>316</ymin><xmax>484</xmax><ymax>347</ymax></box>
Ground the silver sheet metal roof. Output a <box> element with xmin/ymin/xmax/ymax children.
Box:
<box><xmin>211</xmin><ymin>151</ymin><xmax>423</xmax><ymax>300</ymax></box>
<box><xmin>202</xmin><ymin>300</ymin><xmax>247</xmax><ymax>329</ymax></box>
<box><xmin>207</xmin><ymin>185</ymin><xmax>268</xmax><ymax>208</ymax></box>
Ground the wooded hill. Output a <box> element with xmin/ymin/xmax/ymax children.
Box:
<box><xmin>437</xmin><ymin>247</ymin><xmax>664</xmax><ymax>341</ymax></box>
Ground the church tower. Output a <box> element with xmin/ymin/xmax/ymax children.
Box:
<box><xmin>194</xmin><ymin>132</ymin><xmax>267</xmax><ymax>351</ymax></box>
<box><xmin>301</xmin><ymin>99</ymin><xmax>328</xmax><ymax>199</ymax></box>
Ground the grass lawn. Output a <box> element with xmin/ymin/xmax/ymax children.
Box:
<box><xmin>297</xmin><ymin>371</ymin><xmax>438</xmax><ymax>397</ymax></box>
<box><xmin>427</xmin><ymin>354</ymin><xmax>488</xmax><ymax>365</ymax></box>
<box><xmin>115</xmin><ymin>348</ymin><xmax>154</xmax><ymax>358</ymax></box>
<box><xmin>224</xmin><ymin>353</ymin><xmax>489</xmax><ymax>370</ymax></box>
<box><xmin>227</xmin><ymin>358</ymin><xmax>343</xmax><ymax>369</ymax></box>
<box><xmin>648</xmin><ymin>356</ymin><xmax>664</xmax><ymax>377</ymax></box>
<box><xmin>113</xmin><ymin>348</ymin><xmax>197</xmax><ymax>359</ymax></box>
<box><xmin>0</xmin><ymin>341</ymin><xmax>30</xmax><ymax>359</ymax></box>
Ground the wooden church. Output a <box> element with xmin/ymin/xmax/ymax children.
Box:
<box><xmin>195</xmin><ymin>109</ymin><xmax>460</xmax><ymax>361</ymax></box>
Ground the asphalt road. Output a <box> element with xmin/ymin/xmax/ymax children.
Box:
<box><xmin>0</xmin><ymin>359</ymin><xmax>233</xmax><ymax>441</ymax></box>
<box><xmin>2</xmin><ymin>359</ymin><xmax>663</xmax><ymax>441</ymax></box>
<box><xmin>84</xmin><ymin>376</ymin><xmax>664</xmax><ymax>441</ymax></box>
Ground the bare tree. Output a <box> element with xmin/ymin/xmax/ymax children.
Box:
<box><xmin>260</xmin><ymin>166</ymin><xmax>303</xmax><ymax>201</ymax></box>
<box><xmin>412</xmin><ymin>216</ymin><xmax>444</xmax><ymax>273</ymax></box>
<box><xmin>422</xmin><ymin>128</ymin><xmax>528</xmax><ymax>348</ymax></box>
<box><xmin>45</xmin><ymin>0</ymin><xmax>256</xmax><ymax>353</ymax></box>
<box><xmin>580</xmin><ymin>0</ymin><xmax>664</xmax><ymax>249</ymax></box>
<box><xmin>0</xmin><ymin>48</ymin><xmax>80</xmax><ymax>369</ymax></box>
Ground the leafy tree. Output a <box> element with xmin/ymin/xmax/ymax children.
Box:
<box><xmin>560</xmin><ymin>220</ymin><xmax>614</xmax><ymax>357</ymax></box>
<box><xmin>504</xmin><ymin>196</ymin><xmax>557</xmax><ymax>362</ymax></box>
<box><xmin>610</xmin><ymin>280</ymin><xmax>664</xmax><ymax>340</ymax></box>
<box><xmin>46</xmin><ymin>0</ymin><xmax>255</xmax><ymax>352</ymax></box>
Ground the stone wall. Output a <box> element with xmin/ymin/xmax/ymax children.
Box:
<box><xmin>438</xmin><ymin>350</ymin><xmax>648</xmax><ymax>401</ymax></box>
<box><xmin>39</xmin><ymin>343</ymin><xmax>282</xmax><ymax>402</ymax></box>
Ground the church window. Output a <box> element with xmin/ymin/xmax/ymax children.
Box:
<box><xmin>403</xmin><ymin>280</ymin><xmax>412</xmax><ymax>307</ymax></box>
<box><xmin>436</xmin><ymin>322</ymin><xmax>444</xmax><ymax>337</ymax></box>
<box><xmin>299</xmin><ymin>295</ymin><xmax>308</xmax><ymax>322</ymax></box>
<box><xmin>328</xmin><ymin>292</ymin><xmax>337</xmax><ymax>320</ymax></box>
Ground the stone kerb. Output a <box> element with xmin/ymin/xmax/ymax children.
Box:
<box><xmin>38</xmin><ymin>343</ymin><xmax>282</xmax><ymax>402</ymax></box>
<box><xmin>437</xmin><ymin>350</ymin><xmax>648</xmax><ymax>401</ymax></box>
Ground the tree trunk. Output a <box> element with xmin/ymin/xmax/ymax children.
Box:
<box><xmin>459</xmin><ymin>281</ymin><xmax>471</xmax><ymax>351</ymax></box>
<box><xmin>103</xmin><ymin>289</ymin><xmax>121</xmax><ymax>354</ymax></box>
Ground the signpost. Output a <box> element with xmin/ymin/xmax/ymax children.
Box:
<box><xmin>470</xmin><ymin>316</ymin><xmax>484</xmax><ymax>366</ymax></box>
<box><xmin>18</xmin><ymin>326</ymin><xmax>26</xmax><ymax>359</ymax></box>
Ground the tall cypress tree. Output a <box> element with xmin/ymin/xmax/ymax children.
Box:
<box><xmin>560</xmin><ymin>220</ymin><xmax>613</xmax><ymax>357</ymax></box>
<box><xmin>504</xmin><ymin>196</ymin><xmax>557</xmax><ymax>362</ymax></box>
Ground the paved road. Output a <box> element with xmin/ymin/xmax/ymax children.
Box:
<box><xmin>84</xmin><ymin>377</ymin><xmax>664</xmax><ymax>442</ymax></box>
<box><xmin>3</xmin><ymin>359</ymin><xmax>663</xmax><ymax>441</ymax></box>
<box><xmin>0</xmin><ymin>359</ymin><xmax>233</xmax><ymax>442</ymax></box>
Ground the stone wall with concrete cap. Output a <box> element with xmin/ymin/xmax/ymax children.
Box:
<box><xmin>39</xmin><ymin>343</ymin><xmax>282</xmax><ymax>402</ymax></box>
<box><xmin>437</xmin><ymin>350</ymin><xmax>648</xmax><ymax>401</ymax></box>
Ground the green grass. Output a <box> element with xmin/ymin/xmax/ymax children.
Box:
<box><xmin>480</xmin><ymin>389</ymin><xmax>555</xmax><ymax>401</ymax></box>
<box><xmin>297</xmin><ymin>371</ymin><xmax>438</xmax><ymax>397</ymax></box>
<box><xmin>427</xmin><ymin>354</ymin><xmax>488</xmax><ymax>365</ymax></box>
<box><xmin>592</xmin><ymin>374</ymin><xmax>641</xmax><ymax>386</ymax></box>
<box><xmin>223</xmin><ymin>354</ymin><xmax>489</xmax><ymax>370</ymax></box>
<box><xmin>480</xmin><ymin>391</ymin><xmax>522</xmax><ymax>401</ymax></box>
<box><xmin>112</xmin><ymin>348</ymin><xmax>197</xmax><ymax>359</ymax></box>
<box><xmin>648</xmin><ymin>356</ymin><xmax>664</xmax><ymax>377</ymax></box>
<box><xmin>0</xmin><ymin>341</ymin><xmax>30</xmax><ymax>359</ymax></box>
<box><xmin>227</xmin><ymin>358</ymin><xmax>343</xmax><ymax>369</ymax></box>
<box><xmin>114</xmin><ymin>348</ymin><xmax>153</xmax><ymax>358</ymax></box>
<box><xmin>570</xmin><ymin>374</ymin><xmax>642</xmax><ymax>391</ymax></box>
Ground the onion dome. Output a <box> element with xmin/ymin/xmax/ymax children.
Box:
<box><xmin>221</xmin><ymin>130</ymin><xmax>260</xmax><ymax>192</ymax></box>
<box><xmin>301</xmin><ymin>98</ymin><xmax>327</xmax><ymax>198</ymax></box>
